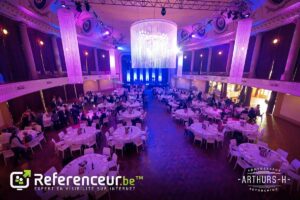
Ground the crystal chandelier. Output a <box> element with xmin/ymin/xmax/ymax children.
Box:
<box><xmin>131</xmin><ymin>19</ymin><xmax>177</xmax><ymax>68</ymax></box>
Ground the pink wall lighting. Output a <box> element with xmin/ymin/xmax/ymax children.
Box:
<box><xmin>109</xmin><ymin>49</ymin><xmax>116</xmax><ymax>76</ymax></box>
<box><xmin>57</xmin><ymin>9</ymin><xmax>83</xmax><ymax>83</ymax></box>
<box><xmin>230</xmin><ymin>18</ymin><xmax>253</xmax><ymax>80</ymax></box>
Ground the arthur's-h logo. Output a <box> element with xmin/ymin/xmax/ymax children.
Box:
<box><xmin>10</xmin><ymin>170</ymin><xmax>31</xmax><ymax>191</ymax></box>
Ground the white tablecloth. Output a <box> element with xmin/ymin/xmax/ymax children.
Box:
<box><xmin>192</xmin><ymin>101</ymin><xmax>207</xmax><ymax>108</ymax></box>
<box><xmin>97</xmin><ymin>102</ymin><xmax>115</xmax><ymax>109</ymax></box>
<box><xmin>120</xmin><ymin>110</ymin><xmax>142</xmax><ymax>120</ymax></box>
<box><xmin>203</xmin><ymin>107</ymin><xmax>221</xmax><ymax>118</ymax></box>
<box><xmin>122</xmin><ymin>101</ymin><xmax>141</xmax><ymax>108</ymax></box>
<box><xmin>226</xmin><ymin>120</ymin><xmax>259</xmax><ymax>135</ymax></box>
<box><xmin>63</xmin><ymin>127</ymin><xmax>97</xmax><ymax>145</ymax></box>
<box><xmin>189</xmin><ymin>123</ymin><xmax>219</xmax><ymax>138</ymax></box>
<box><xmin>175</xmin><ymin>109</ymin><xmax>195</xmax><ymax>120</ymax></box>
<box><xmin>238</xmin><ymin>143</ymin><xmax>289</xmax><ymax>169</ymax></box>
<box><xmin>112</xmin><ymin>126</ymin><xmax>142</xmax><ymax>144</ymax></box>
<box><xmin>169</xmin><ymin>101</ymin><xmax>179</xmax><ymax>108</ymax></box>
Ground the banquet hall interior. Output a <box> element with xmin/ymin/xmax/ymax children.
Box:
<box><xmin>1</xmin><ymin>0</ymin><xmax>300</xmax><ymax>200</ymax></box>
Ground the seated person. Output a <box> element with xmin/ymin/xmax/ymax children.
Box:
<box><xmin>23</xmin><ymin>132</ymin><xmax>32</xmax><ymax>143</ymax></box>
<box><xmin>9</xmin><ymin>129</ymin><xmax>30</xmax><ymax>163</ymax></box>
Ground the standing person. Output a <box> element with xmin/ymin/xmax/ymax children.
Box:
<box><xmin>9</xmin><ymin>129</ymin><xmax>30</xmax><ymax>164</ymax></box>
<box><xmin>51</xmin><ymin>110</ymin><xmax>60</xmax><ymax>130</ymax></box>
<box><xmin>50</xmin><ymin>96</ymin><xmax>57</xmax><ymax>109</ymax></box>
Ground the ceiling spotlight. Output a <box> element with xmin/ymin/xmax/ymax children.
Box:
<box><xmin>191</xmin><ymin>34</ymin><xmax>196</xmax><ymax>38</ymax></box>
<box><xmin>161</xmin><ymin>7</ymin><xmax>166</xmax><ymax>16</ymax></box>
<box><xmin>184</xmin><ymin>55</ymin><xmax>187</xmax><ymax>59</ymax></box>
<box><xmin>84</xmin><ymin>51</ymin><xmax>89</xmax><ymax>56</ymax></box>
<box><xmin>103</xmin><ymin>30</ymin><xmax>110</xmax><ymax>36</ymax></box>
<box><xmin>38</xmin><ymin>40</ymin><xmax>44</xmax><ymax>46</ymax></box>
<box><xmin>2</xmin><ymin>28</ymin><xmax>8</xmax><ymax>35</ymax></box>
<box><xmin>218</xmin><ymin>51</ymin><xmax>222</xmax><ymax>55</ymax></box>
<box><xmin>84</xmin><ymin>0</ymin><xmax>90</xmax><ymax>12</ymax></box>
<box><xmin>102</xmin><ymin>54</ymin><xmax>106</xmax><ymax>58</ymax></box>
<box><xmin>272</xmin><ymin>38</ymin><xmax>279</xmax><ymax>45</ymax></box>
<box><xmin>200</xmin><ymin>54</ymin><xmax>203</xmax><ymax>58</ymax></box>
<box><xmin>75</xmin><ymin>1</ymin><xmax>82</xmax><ymax>12</ymax></box>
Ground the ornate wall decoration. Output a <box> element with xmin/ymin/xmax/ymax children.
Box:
<box><xmin>213</xmin><ymin>15</ymin><xmax>228</xmax><ymax>34</ymax></box>
<box><xmin>265</xmin><ymin>0</ymin><xmax>292</xmax><ymax>12</ymax></box>
<box><xmin>27</xmin><ymin>0</ymin><xmax>54</xmax><ymax>16</ymax></box>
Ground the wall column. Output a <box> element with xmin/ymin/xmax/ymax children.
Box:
<box><xmin>266</xmin><ymin>91</ymin><xmax>277</xmax><ymax>114</ymax></box>
<box><xmin>190</xmin><ymin>50</ymin><xmax>195</xmax><ymax>74</ymax></box>
<box><xmin>94</xmin><ymin>48</ymin><xmax>99</xmax><ymax>73</ymax></box>
<box><xmin>243</xmin><ymin>86</ymin><xmax>252</xmax><ymax>107</ymax></box>
<box><xmin>51</xmin><ymin>35</ymin><xmax>63</xmax><ymax>75</ymax></box>
<box><xmin>226</xmin><ymin>41</ymin><xmax>234</xmax><ymax>75</ymax></box>
<box><xmin>19</xmin><ymin>23</ymin><xmax>38</xmax><ymax>79</ymax></box>
<box><xmin>249</xmin><ymin>33</ymin><xmax>262</xmax><ymax>78</ymax></box>
<box><xmin>109</xmin><ymin>49</ymin><xmax>116</xmax><ymax>76</ymax></box>
<box><xmin>177</xmin><ymin>52</ymin><xmax>183</xmax><ymax>77</ymax></box>
<box><xmin>281</xmin><ymin>18</ymin><xmax>300</xmax><ymax>81</ymax></box>
<box><xmin>206</xmin><ymin>47</ymin><xmax>212</xmax><ymax>74</ymax></box>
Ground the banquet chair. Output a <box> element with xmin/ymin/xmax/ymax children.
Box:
<box><xmin>114</xmin><ymin>142</ymin><xmax>124</xmax><ymax>157</ymax></box>
<box><xmin>228</xmin><ymin>139</ymin><xmax>240</xmax><ymax>164</ymax></box>
<box><xmin>103</xmin><ymin>117</ymin><xmax>109</xmax><ymax>125</ymax></box>
<box><xmin>109</xmin><ymin>127</ymin><xmax>115</xmax><ymax>134</ymax></box>
<box><xmin>37</xmin><ymin>132</ymin><xmax>46</xmax><ymax>144</ymax></box>
<box><xmin>193</xmin><ymin>134</ymin><xmax>203</xmax><ymax>146</ymax></box>
<box><xmin>70</xmin><ymin>144</ymin><xmax>82</xmax><ymax>157</ymax></box>
<box><xmin>85</xmin><ymin>136</ymin><xmax>98</xmax><ymax>149</ymax></box>
<box><xmin>290</xmin><ymin>159</ymin><xmax>300</xmax><ymax>174</ymax></box>
<box><xmin>135</xmin><ymin>123</ymin><xmax>142</xmax><ymax>129</ymax></box>
<box><xmin>1</xmin><ymin>149</ymin><xmax>14</xmax><ymax>166</ymax></box>
<box><xmin>28</xmin><ymin>139</ymin><xmax>42</xmax><ymax>153</ymax></box>
<box><xmin>216</xmin><ymin>132</ymin><xmax>225</xmax><ymax>148</ymax></box>
<box><xmin>276</xmin><ymin>148</ymin><xmax>288</xmax><ymax>159</ymax></box>
<box><xmin>58</xmin><ymin>132</ymin><xmax>65</xmax><ymax>141</ymax></box>
<box><xmin>107</xmin><ymin>164</ymin><xmax>120</xmax><ymax>177</ymax></box>
<box><xmin>134</xmin><ymin>137</ymin><xmax>144</xmax><ymax>153</ymax></box>
<box><xmin>108</xmin><ymin>153</ymin><xmax>118</xmax><ymax>169</ymax></box>
<box><xmin>257</xmin><ymin>141</ymin><xmax>268</xmax><ymax>147</ymax></box>
<box><xmin>234</xmin><ymin>157</ymin><xmax>252</xmax><ymax>175</ymax></box>
<box><xmin>51</xmin><ymin>139</ymin><xmax>69</xmax><ymax>159</ymax></box>
<box><xmin>204</xmin><ymin>136</ymin><xmax>216</xmax><ymax>149</ymax></box>
<box><xmin>117</xmin><ymin>123</ymin><xmax>123</xmax><ymax>128</ymax></box>
<box><xmin>84</xmin><ymin>148</ymin><xmax>94</xmax><ymax>155</ymax></box>
<box><xmin>103</xmin><ymin>147</ymin><xmax>111</xmax><ymax>158</ymax></box>
<box><xmin>105</xmin><ymin>132</ymin><xmax>113</xmax><ymax>141</ymax></box>
<box><xmin>257</xmin><ymin>128</ymin><xmax>265</xmax><ymax>141</ymax></box>
<box><xmin>66</xmin><ymin>127</ymin><xmax>73</xmax><ymax>132</ymax></box>
<box><xmin>126</xmin><ymin>120</ymin><xmax>132</xmax><ymax>126</ymax></box>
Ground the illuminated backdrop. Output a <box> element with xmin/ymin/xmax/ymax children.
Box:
<box><xmin>130</xmin><ymin>19</ymin><xmax>177</xmax><ymax>69</ymax></box>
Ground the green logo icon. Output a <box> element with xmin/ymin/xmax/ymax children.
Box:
<box><xmin>10</xmin><ymin>170</ymin><xmax>31</xmax><ymax>191</ymax></box>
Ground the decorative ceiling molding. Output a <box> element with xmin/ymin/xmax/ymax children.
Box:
<box><xmin>0</xmin><ymin>0</ymin><xmax>114</xmax><ymax>50</ymax></box>
<box><xmin>183</xmin><ymin>2</ymin><xmax>300</xmax><ymax>51</ymax></box>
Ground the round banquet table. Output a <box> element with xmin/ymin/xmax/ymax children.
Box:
<box><xmin>175</xmin><ymin>109</ymin><xmax>195</xmax><ymax>120</ymax></box>
<box><xmin>97</xmin><ymin>102</ymin><xmax>115</xmax><ymax>109</ymax></box>
<box><xmin>58</xmin><ymin>154</ymin><xmax>109</xmax><ymax>197</ymax></box>
<box><xmin>203</xmin><ymin>107</ymin><xmax>222</xmax><ymax>118</ymax></box>
<box><xmin>238</xmin><ymin>143</ymin><xmax>289</xmax><ymax>169</ymax></box>
<box><xmin>192</xmin><ymin>101</ymin><xmax>207</xmax><ymax>108</ymax></box>
<box><xmin>112</xmin><ymin>126</ymin><xmax>142</xmax><ymax>144</ymax></box>
<box><xmin>63</xmin><ymin>127</ymin><xmax>96</xmax><ymax>145</ymax></box>
<box><xmin>120</xmin><ymin>110</ymin><xmax>142</xmax><ymax>120</ymax></box>
<box><xmin>226</xmin><ymin>120</ymin><xmax>259</xmax><ymax>135</ymax></box>
<box><xmin>18</xmin><ymin>130</ymin><xmax>39</xmax><ymax>141</ymax></box>
<box><xmin>169</xmin><ymin>101</ymin><xmax>179</xmax><ymax>108</ymax></box>
<box><xmin>122</xmin><ymin>101</ymin><xmax>141</xmax><ymax>108</ymax></box>
<box><xmin>189</xmin><ymin>123</ymin><xmax>219</xmax><ymax>138</ymax></box>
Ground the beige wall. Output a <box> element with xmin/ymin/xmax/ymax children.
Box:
<box><xmin>192</xmin><ymin>80</ymin><xmax>206</xmax><ymax>92</ymax></box>
<box><xmin>83</xmin><ymin>80</ymin><xmax>99</xmax><ymax>93</ymax></box>
<box><xmin>99</xmin><ymin>79</ymin><xmax>114</xmax><ymax>91</ymax></box>
<box><xmin>176</xmin><ymin>78</ymin><xmax>191</xmax><ymax>90</ymax></box>
<box><xmin>0</xmin><ymin>102</ymin><xmax>13</xmax><ymax>129</ymax></box>
<box><xmin>274</xmin><ymin>93</ymin><xmax>300</xmax><ymax>126</ymax></box>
